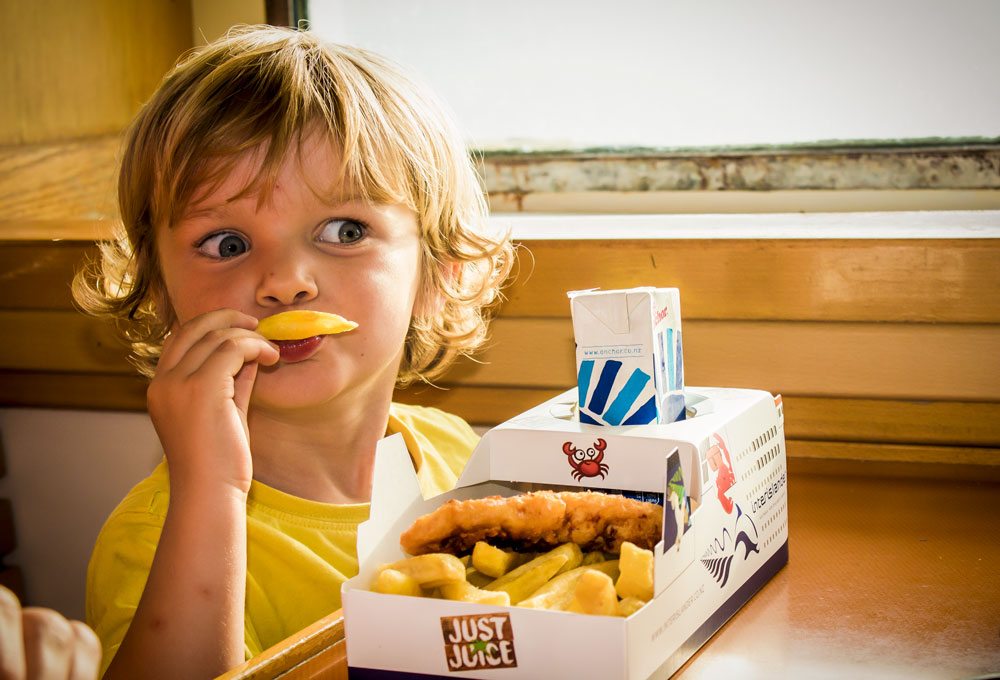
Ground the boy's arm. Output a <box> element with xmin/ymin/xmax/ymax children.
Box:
<box><xmin>102</xmin><ymin>310</ymin><xmax>278</xmax><ymax>680</ymax></box>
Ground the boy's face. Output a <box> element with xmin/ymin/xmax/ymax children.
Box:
<box><xmin>155</xmin><ymin>135</ymin><xmax>424</xmax><ymax>412</ymax></box>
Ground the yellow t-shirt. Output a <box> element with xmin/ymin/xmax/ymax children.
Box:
<box><xmin>85</xmin><ymin>403</ymin><xmax>478</xmax><ymax>675</ymax></box>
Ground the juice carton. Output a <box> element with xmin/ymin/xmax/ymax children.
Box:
<box><xmin>568</xmin><ymin>287</ymin><xmax>684</xmax><ymax>425</ymax></box>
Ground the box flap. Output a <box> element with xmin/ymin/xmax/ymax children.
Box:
<box><xmin>571</xmin><ymin>289</ymin><xmax>649</xmax><ymax>335</ymax></box>
<box><xmin>356</xmin><ymin>434</ymin><xmax>425</xmax><ymax>565</ymax></box>
<box><xmin>460</xmin><ymin>388</ymin><xmax>760</xmax><ymax>496</ymax></box>
<box><xmin>455</xmin><ymin>429</ymin><xmax>494</xmax><ymax>487</ymax></box>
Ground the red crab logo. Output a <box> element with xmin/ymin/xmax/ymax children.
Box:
<box><xmin>563</xmin><ymin>439</ymin><xmax>609</xmax><ymax>481</ymax></box>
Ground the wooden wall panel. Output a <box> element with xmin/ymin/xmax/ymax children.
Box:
<box><xmin>503</xmin><ymin>239</ymin><xmax>1000</xmax><ymax>322</ymax></box>
<box><xmin>440</xmin><ymin>318</ymin><xmax>1000</xmax><ymax>401</ymax></box>
<box><xmin>0</xmin><ymin>1</ymin><xmax>192</xmax><ymax>145</ymax></box>
<box><xmin>0</xmin><ymin>372</ymin><xmax>148</xmax><ymax>412</ymax></box>
<box><xmin>0</xmin><ymin>311</ymin><xmax>132</xmax><ymax>374</ymax></box>
<box><xmin>0</xmin><ymin>242</ymin><xmax>100</xmax><ymax>310</ymax></box>
<box><xmin>394</xmin><ymin>387</ymin><xmax>1000</xmax><ymax>449</ymax></box>
<box><xmin>4</xmin><ymin>239</ymin><xmax>999</xmax><ymax>322</ymax></box>
<box><xmin>785</xmin><ymin>440</ymin><xmax>998</xmax><ymax>468</ymax></box>
<box><xmin>1</xmin><ymin>233</ymin><xmax>997</xmax><ymax>472</ymax></box>
<box><xmin>3</xmin><ymin>313</ymin><xmax>996</xmax><ymax>401</ymax></box>
<box><xmin>0</xmin><ymin>136</ymin><xmax>120</xmax><ymax>227</ymax></box>
<box><xmin>779</xmin><ymin>397</ymin><xmax>1000</xmax><ymax>447</ymax></box>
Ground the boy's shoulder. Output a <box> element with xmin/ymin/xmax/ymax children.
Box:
<box><xmin>389</xmin><ymin>401</ymin><xmax>477</xmax><ymax>438</ymax></box>
<box><xmin>388</xmin><ymin>402</ymin><xmax>480</xmax><ymax>494</ymax></box>
<box><xmin>87</xmin><ymin>460</ymin><xmax>169</xmax><ymax>608</ymax></box>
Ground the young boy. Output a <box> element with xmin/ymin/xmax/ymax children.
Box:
<box><xmin>74</xmin><ymin>25</ymin><xmax>512</xmax><ymax>679</ymax></box>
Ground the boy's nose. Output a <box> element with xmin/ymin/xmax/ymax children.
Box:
<box><xmin>255</xmin><ymin>259</ymin><xmax>319</xmax><ymax>307</ymax></box>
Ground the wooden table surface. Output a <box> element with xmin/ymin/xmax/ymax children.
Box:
<box><xmin>675</xmin><ymin>468</ymin><xmax>1000</xmax><ymax>680</ymax></box>
<box><xmin>221</xmin><ymin>466</ymin><xmax>1000</xmax><ymax>680</ymax></box>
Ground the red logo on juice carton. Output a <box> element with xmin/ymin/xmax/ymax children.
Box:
<box><xmin>441</xmin><ymin>612</ymin><xmax>517</xmax><ymax>671</ymax></box>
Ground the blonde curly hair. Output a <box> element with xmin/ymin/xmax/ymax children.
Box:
<box><xmin>73</xmin><ymin>25</ymin><xmax>512</xmax><ymax>385</ymax></box>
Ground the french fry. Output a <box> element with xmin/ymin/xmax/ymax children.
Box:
<box><xmin>440</xmin><ymin>580</ymin><xmax>512</xmax><ymax>606</ymax></box>
<box><xmin>373</xmin><ymin>544</ymin><xmax>657</xmax><ymax>616</ymax></box>
<box><xmin>375</xmin><ymin>526</ymin><xmax>661</xmax><ymax>615</ymax></box>
<box><xmin>518</xmin><ymin>560</ymin><xmax>620</xmax><ymax>611</ymax></box>
<box><xmin>614</xmin><ymin>541</ymin><xmax>654</xmax><ymax>602</ymax></box>
<box><xmin>483</xmin><ymin>550</ymin><xmax>570</xmax><ymax>604</ymax></box>
<box><xmin>483</xmin><ymin>543</ymin><xmax>576</xmax><ymax>590</ymax></box>
<box><xmin>381</xmin><ymin>553</ymin><xmax>466</xmax><ymax>588</ymax></box>
<box><xmin>372</xmin><ymin>568</ymin><xmax>423</xmax><ymax>597</ymax></box>
<box><xmin>471</xmin><ymin>541</ymin><xmax>520</xmax><ymax>578</ymax></box>
<box><xmin>552</xmin><ymin>542</ymin><xmax>585</xmax><ymax>575</ymax></box>
<box><xmin>256</xmin><ymin>310</ymin><xmax>357</xmax><ymax>340</ymax></box>
<box><xmin>465</xmin><ymin>567</ymin><xmax>493</xmax><ymax>589</ymax></box>
<box><xmin>617</xmin><ymin>596</ymin><xmax>646</xmax><ymax>617</ymax></box>
<box><xmin>566</xmin><ymin>570</ymin><xmax>619</xmax><ymax>616</ymax></box>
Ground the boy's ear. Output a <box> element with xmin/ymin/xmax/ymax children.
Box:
<box><xmin>413</xmin><ymin>262</ymin><xmax>461</xmax><ymax>318</ymax></box>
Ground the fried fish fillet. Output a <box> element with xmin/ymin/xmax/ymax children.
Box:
<box><xmin>399</xmin><ymin>490</ymin><xmax>662</xmax><ymax>556</ymax></box>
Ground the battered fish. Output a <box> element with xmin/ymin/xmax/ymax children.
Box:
<box><xmin>399</xmin><ymin>490</ymin><xmax>662</xmax><ymax>556</ymax></box>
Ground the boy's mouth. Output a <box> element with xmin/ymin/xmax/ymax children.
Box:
<box><xmin>273</xmin><ymin>335</ymin><xmax>324</xmax><ymax>363</ymax></box>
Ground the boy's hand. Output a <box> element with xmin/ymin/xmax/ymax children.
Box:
<box><xmin>0</xmin><ymin>586</ymin><xmax>101</xmax><ymax>680</ymax></box>
<box><xmin>146</xmin><ymin>309</ymin><xmax>279</xmax><ymax>495</ymax></box>
<box><xmin>108</xmin><ymin>310</ymin><xmax>272</xmax><ymax>677</ymax></box>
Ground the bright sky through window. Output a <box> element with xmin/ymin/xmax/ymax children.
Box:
<box><xmin>311</xmin><ymin>0</ymin><xmax>1000</xmax><ymax>150</ymax></box>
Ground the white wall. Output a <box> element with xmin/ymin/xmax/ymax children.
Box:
<box><xmin>310</xmin><ymin>0</ymin><xmax>1000</xmax><ymax>149</ymax></box>
<box><xmin>0</xmin><ymin>409</ymin><xmax>161</xmax><ymax>620</ymax></box>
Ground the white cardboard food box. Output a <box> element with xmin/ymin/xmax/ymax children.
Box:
<box><xmin>569</xmin><ymin>287</ymin><xmax>685</xmax><ymax>425</ymax></box>
<box><xmin>344</xmin><ymin>386</ymin><xmax>789</xmax><ymax>679</ymax></box>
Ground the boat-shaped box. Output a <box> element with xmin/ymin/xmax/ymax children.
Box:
<box><xmin>344</xmin><ymin>386</ymin><xmax>788</xmax><ymax>679</ymax></box>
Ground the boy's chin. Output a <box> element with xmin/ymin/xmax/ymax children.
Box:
<box><xmin>249</xmin><ymin>368</ymin><xmax>344</xmax><ymax>410</ymax></box>
<box><xmin>249</xmin><ymin>353</ymin><xmax>402</xmax><ymax>412</ymax></box>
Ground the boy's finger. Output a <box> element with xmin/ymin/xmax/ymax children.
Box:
<box><xmin>196</xmin><ymin>335</ymin><xmax>280</xmax><ymax>388</ymax></box>
<box><xmin>164</xmin><ymin>329</ymin><xmax>278</xmax><ymax>382</ymax></box>
<box><xmin>0</xmin><ymin>586</ymin><xmax>27</xmax><ymax>680</ymax></box>
<box><xmin>158</xmin><ymin>309</ymin><xmax>260</xmax><ymax>371</ymax></box>
<box><xmin>233</xmin><ymin>361</ymin><xmax>259</xmax><ymax>414</ymax></box>
<box><xmin>67</xmin><ymin>621</ymin><xmax>101</xmax><ymax>680</ymax></box>
<box><xmin>20</xmin><ymin>608</ymin><xmax>73</xmax><ymax>680</ymax></box>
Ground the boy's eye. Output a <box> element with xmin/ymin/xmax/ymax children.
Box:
<box><xmin>318</xmin><ymin>219</ymin><xmax>366</xmax><ymax>244</ymax></box>
<box><xmin>198</xmin><ymin>232</ymin><xmax>249</xmax><ymax>258</ymax></box>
